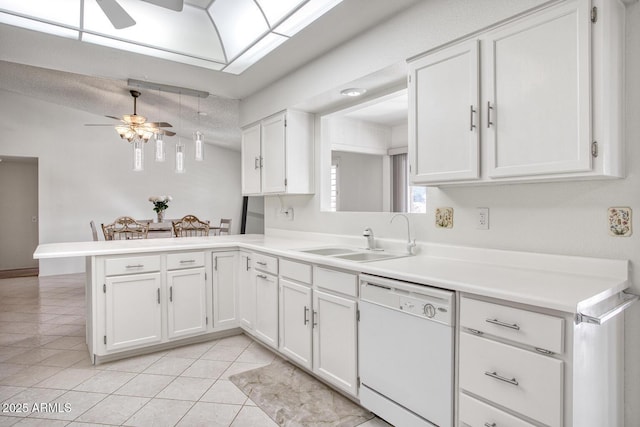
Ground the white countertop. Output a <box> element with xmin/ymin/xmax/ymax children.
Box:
<box><xmin>34</xmin><ymin>234</ymin><xmax>630</xmax><ymax>314</ymax></box>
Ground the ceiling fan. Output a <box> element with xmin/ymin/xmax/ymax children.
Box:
<box><xmin>86</xmin><ymin>90</ymin><xmax>175</xmax><ymax>142</ymax></box>
<box><xmin>96</xmin><ymin>0</ymin><xmax>184</xmax><ymax>29</ymax></box>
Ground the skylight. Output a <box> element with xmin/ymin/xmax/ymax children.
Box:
<box><xmin>0</xmin><ymin>0</ymin><xmax>343</xmax><ymax>74</ymax></box>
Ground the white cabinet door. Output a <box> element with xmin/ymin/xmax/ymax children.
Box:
<box><xmin>279</xmin><ymin>279</ymin><xmax>312</xmax><ymax>369</ymax></box>
<box><xmin>241</xmin><ymin>123</ymin><xmax>262</xmax><ymax>195</ymax></box>
<box><xmin>167</xmin><ymin>268</ymin><xmax>207</xmax><ymax>340</ymax></box>
<box><xmin>254</xmin><ymin>272</ymin><xmax>279</xmax><ymax>348</ymax></box>
<box><xmin>105</xmin><ymin>272</ymin><xmax>162</xmax><ymax>352</ymax></box>
<box><xmin>238</xmin><ymin>252</ymin><xmax>255</xmax><ymax>331</ymax></box>
<box><xmin>485</xmin><ymin>0</ymin><xmax>591</xmax><ymax>178</ymax></box>
<box><xmin>409</xmin><ymin>39</ymin><xmax>480</xmax><ymax>183</ymax></box>
<box><xmin>212</xmin><ymin>252</ymin><xmax>238</xmax><ymax>329</ymax></box>
<box><xmin>312</xmin><ymin>289</ymin><xmax>358</xmax><ymax>396</ymax></box>
<box><xmin>261</xmin><ymin>112</ymin><xmax>287</xmax><ymax>194</ymax></box>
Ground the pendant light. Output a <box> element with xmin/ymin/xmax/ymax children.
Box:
<box><xmin>154</xmin><ymin>89</ymin><xmax>166</xmax><ymax>162</ymax></box>
<box><xmin>133</xmin><ymin>140</ymin><xmax>144</xmax><ymax>171</ymax></box>
<box><xmin>175</xmin><ymin>93</ymin><xmax>186</xmax><ymax>173</ymax></box>
<box><xmin>193</xmin><ymin>96</ymin><xmax>204</xmax><ymax>161</ymax></box>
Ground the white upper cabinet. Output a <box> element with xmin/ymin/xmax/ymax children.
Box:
<box><xmin>408</xmin><ymin>0</ymin><xmax>624</xmax><ymax>185</ymax></box>
<box><xmin>241</xmin><ymin>110</ymin><xmax>314</xmax><ymax>195</ymax></box>
<box><xmin>241</xmin><ymin>124</ymin><xmax>262</xmax><ymax>195</ymax></box>
<box><xmin>485</xmin><ymin>0</ymin><xmax>591</xmax><ymax>178</ymax></box>
<box><xmin>409</xmin><ymin>40</ymin><xmax>480</xmax><ymax>183</ymax></box>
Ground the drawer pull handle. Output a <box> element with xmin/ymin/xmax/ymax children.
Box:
<box><xmin>256</xmin><ymin>261</ymin><xmax>267</xmax><ymax>266</ymax></box>
<box><xmin>485</xmin><ymin>371</ymin><xmax>519</xmax><ymax>386</ymax></box>
<box><xmin>535</xmin><ymin>347</ymin><xmax>554</xmax><ymax>355</ymax></box>
<box><xmin>126</xmin><ymin>264</ymin><xmax>144</xmax><ymax>269</ymax></box>
<box><xmin>257</xmin><ymin>274</ymin><xmax>268</xmax><ymax>279</ymax></box>
<box><xmin>468</xmin><ymin>328</ymin><xmax>483</xmax><ymax>335</ymax></box>
<box><xmin>486</xmin><ymin>318</ymin><xmax>520</xmax><ymax>330</ymax></box>
<box><xmin>179</xmin><ymin>259</ymin><xmax>196</xmax><ymax>264</ymax></box>
<box><xmin>484</xmin><ymin>423</ymin><xmax>497</xmax><ymax>427</ymax></box>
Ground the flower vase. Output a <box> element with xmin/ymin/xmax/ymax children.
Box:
<box><xmin>157</xmin><ymin>211</ymin><xmax>164</xmax><ymax>223</ymax></box>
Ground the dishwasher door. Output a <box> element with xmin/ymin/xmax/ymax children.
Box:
<box><xmin>359</xmin><ymin>298</ymin><xmax>454</xmax><ymax>427</ymax></box>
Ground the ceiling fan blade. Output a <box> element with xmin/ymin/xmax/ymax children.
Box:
<box><xmin>96</xmin><ymin>0</ymin><xmax>136</xmax><ymax>29</ymax></box>
<box><xmin>141</xmin><ymin>0</ymin><xmax>183</xmax><ymax>12</ymax></box>
<box><xmin>85</xmin><ymin>124</ymin><xmax>118</xmax><ymax>126</ymax></box>
<box><xmin>162</xmin><ymin>130</ymin><xmax>176</xmax><ymax>137</ymax></box>
<box><xmin>147</xmin><ymin>122</ymin><xmax>173</xmax><ymax>128</ymax></box>
<box><xmin>105</xmin><ymin>115</ymin><xmax>126</xmax><ymax>122</ymax></box>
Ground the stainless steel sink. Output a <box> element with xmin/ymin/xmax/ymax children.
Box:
<box><xmin>299</xmin><ymin>247</ymin><xmax>359</xmax><ymax>256</ymax></box>
<box><xmin>332</xmin><ymin>251</ymin><xmax>405</xmax><ymax>262</ymax></box>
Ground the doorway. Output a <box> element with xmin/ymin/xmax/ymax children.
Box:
<box><xmin>0</xmin><ymin>156</ymin><xmax>39</xmax><ymax>278</ymax></box>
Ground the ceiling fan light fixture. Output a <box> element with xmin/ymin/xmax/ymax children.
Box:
<box><xmin>175</xmin><ymin>141</ymin><xmax>186</xmax><ymax>173</ymax></box>
<box><xmin>132</xmin><ymin>140</ymin><xmax>144</xmax><ymax>171</ymax></box>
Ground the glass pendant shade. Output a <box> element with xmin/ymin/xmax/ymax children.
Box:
<box><xmin>133</xmin><ymin>140</ymin><xmax>144</xmax><ymax>171</ymax></box>
<box><xmin>175</xmin><ymin>141</ymin><xmax>186</xmax><ymax>173</ymax></box>
<box><xmin>155</xmin><ymin>133</ymin><xmax>166</xmax><ymax>162</ymax></box>
<box><xmin>194</xmin><ymin>131</ymin><xmax>204</xmax><ymax>161</ymax></box>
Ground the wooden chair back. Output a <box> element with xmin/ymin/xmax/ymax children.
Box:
<box><xmin>172</xmin><ymin>215</ymin><xmax>210</xmax><ymax>237</ymax></box>
<box><xmin>101</xmin><ymin>217</ymin><xmax>149</xmax><ymax>240</ymax></box>
<box><xmin>219</xmin><ymin>218</ymin><xmax>232</xmax><ymax>235</ymax></box>
<box><xmin>90</xmin><ymin>220</ymin><xmax>99</xmax><ymax>241</ymax></box>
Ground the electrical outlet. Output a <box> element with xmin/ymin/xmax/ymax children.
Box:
<box><xmin>476</xmin><ymin>207</ymin><xmax>489</xmax><ymax>230</ymax></box>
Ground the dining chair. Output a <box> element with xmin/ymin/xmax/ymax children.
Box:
<box><xmin>172</xmin><ymin>215</ymin><xmax>210</xmax><ymax>237</ymax></box>
<box><xmin>218</xmin><ymin>218</ymin><xmax>232</xmax><ymax>235</ymax></box>
<box><xmin>89</xmin><ymin>220</ymin><xmax>99</xmax><ymax>241</ymax></box>
<box><xmin>101</xmin><ymin>216</ymin><xmax>149</xmax><ymax>240</ymax></box>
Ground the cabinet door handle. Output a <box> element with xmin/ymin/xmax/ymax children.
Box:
<box><xmin>179</xmin><ymin>259</ymin><xmax>195</xmax><ymax>264</ymax></box>
<box><xmin>312</xmin><ymin>310</ymin><xmax>318</xmax><ymax>327</ymax></box>
<box><xmin>469</xmin><ymin>105</ymin><xmax>477</xmax><ymax>131</ymax></box>
<box><xmin>169</xmin><ymin>286</ymin><xmax>173</xmax><ymax>302</ymax></box>
<box><xmin>214</xmin><ymin>256</ymin><xmax>218</xmax><ymax>271</ymax></box>
<box><xmin>126</xmin><ymin>264</ymin><xmax>144</xmax><ymax>269</ymax></box>
<box><xmin>484</xmin><ymin>371</ymin><xmax>519</xmax><ymax>386</ymax></box>
<box><xmin>487</xmin><ymin>101</ymin><xmax>494</xmax><ymax>128</ymax></box>
<box><xmin>246</xmin><ymin>257</ymin><xmax>251</xmax><ymax>271</ymax></box>
<box><xmin>484</xmin><ymin>423</ymin><xmax>497</xmax><ymax>427</ymax></box>
<box><xmin>157</xmin><ymin>288</ymin><xmax>160</xmax><ymax>304</ymax></box>
<box><xmin>303</xmin><ymin>306</ymin><xmax>309</xmax><ymax>325</ymax></box>
<box><xmin>260</xmin><ymin>156</ymin><xmax>263</xmax><ymax>168</ymax></box>
<box><xmin>485</xmin><ymin>318</ymin><xmax>520</xmax><ymax>330</ymax></box>
<box><xmin>254</xmin><ymin>156</ymin><xmax>260</xmax><ymax>170</ymax></box>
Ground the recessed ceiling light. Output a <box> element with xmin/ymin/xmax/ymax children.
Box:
<box><xmin>340</xmin><ymin>88</ymin><xmax>367</xmax><ymax>97</ymax></box>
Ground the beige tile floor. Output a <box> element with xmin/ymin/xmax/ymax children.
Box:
<box><xmin>0</xmin><ymin>274</ymin><xmax>390</xmax><ymax>427</ymax></box>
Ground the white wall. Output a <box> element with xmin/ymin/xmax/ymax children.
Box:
<box><xmin>242</xmin><ymin>0</ymin><xmax>640</xmax><ymax>424</ymax></box>
<box><xmin>0</xmin><ymin>90</ymin><xmax>243</xmax><ymax>276</ymax></box>
<box><xmin>332</xmin><ymin>151</ymin><xmax>384</xmax><ymax>212</ymax></box>
<box><xmin>0</xmin><ymin>158</ymin><xmax>38</xmax><ymax>270</ymax></box>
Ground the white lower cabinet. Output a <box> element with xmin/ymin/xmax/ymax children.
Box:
<box><xmin>459</xmin><ymin>393</ymin><xmax>536</xmax><ymax>427</ymax></box>
<box><xmin>279</xmin><ymin>278</ymin><xmax>312</xmax><ymax>369</ymax></box>
<box><xmin>238</xmin><ymin>252</ymin><xmax>255</xmax><ymax>330</ymax></box>
<box><xmin>104</xmin><ymin>272</ymin><xmax>162</xmax><ymax>352</ymax></box>
<box><xmin>166</xmin><ymin>267</ymin><xmax>207</xmax><ymax>339</ymax></box>
<box><xmin>254</xmin><ymin>268</ymin><xmax>279</xmax><ymax>348</ymax></box>
<box><xmin>212</xmin><ymin>252</ymin><xmax>238</xmax><ymax>329</ymax></box>
<box><xmin>312</xmin><ymin>288</ymin><xmax>358</xmax><ymax>396</ymax></box>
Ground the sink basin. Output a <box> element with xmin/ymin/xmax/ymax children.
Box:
<box><xmin>332</xmin><ymin>251</ymin><xmax>404</xmax><ymax>262</ymax></box>
<box><xmin>299</xmin><ymin>247</ymin><xmax>358</xmax><ymax>256</ymax></box>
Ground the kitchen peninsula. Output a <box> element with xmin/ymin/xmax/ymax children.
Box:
<box><xmin>34</xmin><ymin>232</ymin><xmax>634</xmax><ymax>427</ymax></box>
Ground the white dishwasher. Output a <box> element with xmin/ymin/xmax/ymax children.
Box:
<box><xmin>359</xmin><ymin>274</ymin><xmax>454</xmax><ymax>427</ymax></box>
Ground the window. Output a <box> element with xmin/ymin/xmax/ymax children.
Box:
<box><xmin>330</xmin><ymin>159</ymin><xmax>339</xmax><ymax>212</ymax></box>
<box><xmin>391</xmin><ymin>153</ymin><xmax>426</xmax><ymax>213</ymax></box>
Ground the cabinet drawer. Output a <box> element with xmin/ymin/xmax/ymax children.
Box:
<box><xmin>105</xmin><ymin>255</ymin><xmax>161</xmax><ymax>276</ymax></box>
<box><xmin>459</xmin><ymin>392</ymin><xmax>536</xmax><ymax>427</ymax></box>
<box><xmin>459</xmin><ymin>332</ymin><xmax>563</xmax><ymax>427</ymax></box>
<box><xmin>280</xmin><ymin>259</ymin><xmax>312</xmax><ymax>284</ymax></box>
<box><xmin>314</xmin><ymin>267</ymin><xmax>357</xmax><ymax>297</ymax></box>
<box><xmin>167</xmin><ymin>251</ymin><xmax>205</xmax><ymax>270</ymax></box>
<box><xmin>460</xmin><ymin>296</ymin><xmax>564</xmax><ymax>354</ymax></box>
<box><xmin>253</xmin><ymin>253</ymin><xmax>278</xmax><ymax>275</ymax></box>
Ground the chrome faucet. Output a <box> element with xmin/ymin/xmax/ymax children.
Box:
<box><xmin>391</xmin><ymin>214</ymin><xmax>416</xmax><ymax>255</ymax></box>
<box><xmin>363</xmin><ymin>227</ymin><xmax>375</xmax><ymax>250</ymax></box>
